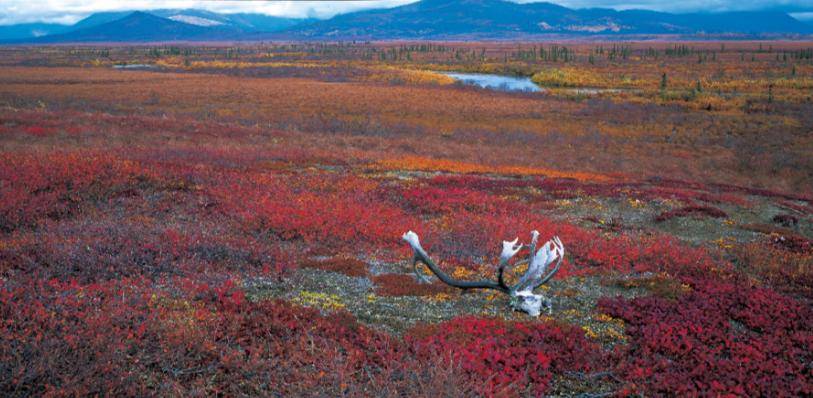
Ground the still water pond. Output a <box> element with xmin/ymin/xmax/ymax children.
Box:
<box><xmin>441</xmin><ymin>72</ymin><xmax>541</xmax><ymax>92</ymax></box>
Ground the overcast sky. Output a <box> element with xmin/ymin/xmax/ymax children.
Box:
<box><xmin>2</xmin><ymin>0</ymin><xmax>812</xmax><ymax>25</ymax></box>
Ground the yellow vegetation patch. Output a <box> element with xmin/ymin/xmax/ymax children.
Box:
<box><xmin>451</xmin><ymin>266</ymin><xmax>478</xmax><ymax>280</ymax></box>
<box><xmin>426</xmin><ymin>292</ymin><xmax>453</xmax><ymax>302</ymax></box>
<box><xmin>590</xmin><ymin>313</ymin><xmax>627</xmax><ymax>341</ymax></box>
<box><xmin>531</xmin><ymin>67</ymin><xmax>607</xmax><ymax>88</ymax></box>
<box><xmin>581</xmin><ymin>325</ymin><xmax>599</xmax><ymax>339</ymax></box>
<box><xmin>367</xmin><ymin>67</ymin><xmax>456</xmax><ymax>86</ymax></box>
<box><xmin>292</xmin><ymin>291</ymin><xmax>346</xmax><ymax>311</ymax></box>
<box><xmin>714</xmin><ymin>237</ymin><xmax>737</xmax><ymax>250</ymax></box>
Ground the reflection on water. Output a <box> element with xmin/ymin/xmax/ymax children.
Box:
<box><xmin>441</xmin><ymin>72</ymin><xmax>541</xmax><ymax>92</ymax></box>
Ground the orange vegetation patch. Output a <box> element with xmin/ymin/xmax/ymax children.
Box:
<box><xmin>376</xmin><ymin>156</ymin><xmax>615</xmax><ymax>182</ymax></box>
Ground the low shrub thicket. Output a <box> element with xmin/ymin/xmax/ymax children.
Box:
<box><xmin>600</xmin><ymin>275</ymin><xmax>813</xmax><ymax>396</ymax></box>
<box><xmin>0</xmin><ymin>276</ymin><xmax>610</xmax><ymax>397</ymax></box>
<box><xmin>408</xmin><ymin>316</ymin><xmax>607</xmax><ymax>395</ymax></box>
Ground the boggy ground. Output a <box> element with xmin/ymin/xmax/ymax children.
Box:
<box><xmin>0</xmin><ymin>43</ymin><xmax>812</xmax><ymax>396</ymax></box>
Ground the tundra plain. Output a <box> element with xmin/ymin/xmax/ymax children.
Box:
<box><xmin>0</xmin><ymin>42</ymin><xmax>811</xmax><ymax>396</ymax></box>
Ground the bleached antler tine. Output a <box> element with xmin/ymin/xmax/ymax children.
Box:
<box><xmin>497</xmin><ymin>238</ymin><xmax>522</xmax><ymax>289</ymax></box>
<box><xmin>499</xmin><ymin>238</ymin><xmax>522</xmax><ymax>263</ymax></box>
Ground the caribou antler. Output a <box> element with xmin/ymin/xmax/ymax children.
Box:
<box><xmin>402</xmin><ymin>230</ymin><xmax>565</xmax><ymax>316</ymax></box>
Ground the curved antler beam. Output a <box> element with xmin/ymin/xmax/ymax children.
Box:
<box><xmin>403</xmin><ymin>231</ymin><xmax>508</xmax><ymax>292</ymax></box>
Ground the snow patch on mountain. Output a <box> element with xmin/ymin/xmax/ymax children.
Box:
<box><xmin>167</xmin><ymin>15</ymin><xmax>224</xmax><ymax>27</ymax></box>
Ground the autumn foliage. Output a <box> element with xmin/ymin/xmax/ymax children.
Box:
<box><xmin>600</xmin><ymin>277</ymin><xmax>813</xmax><ymax>396</ymax></box>
<box><xmin>1</xmin><ymin>41</ymin><xmax>812</xmax><ymax>396</ymax></box>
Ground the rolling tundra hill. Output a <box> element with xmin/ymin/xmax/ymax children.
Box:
<box><xmin>281</xmin><ymin>0</ymin><xmax>813</xmax><ymax>39</ymax></box>
<box><xmin>1</xmin><ymin>9</ymin><xmax>311</xmax><ymax>42</ymax></box>
<box><xmin>3</xmin><ymin>0</ymin><xmax>811</xmax><ymax>42</ymax></box>
<box><xmin>29</xmin><ymin>12</ymin><xmax>239</xmax><ymax>43</ymax></box>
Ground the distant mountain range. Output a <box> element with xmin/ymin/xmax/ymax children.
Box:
<box><xmin>2</xmin><ymin>0</ymin><xmax>812</xmax><ymax>43</ymax></box>
<box><xmin>1</xmin><ymin>9</ymin><xmax>312</xmax><ymax>42</ymax></box>
<box><xmin>283</xmin><ymin>0</ymin><xmax>813</xmax><ymax>39</ymax></box>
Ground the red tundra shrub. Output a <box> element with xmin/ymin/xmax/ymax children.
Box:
<box><xmin>23</xmin><ymin>125</ymin><xmax>51</xmax><ymax>136</ymax></box>
<box><xmin>0</xmin><ymin>152</ymin><xmax>151</xmax><ymax>232</ymax></box>
<box><xmin>0</xmin><ymin>276</ymin><xmax>160</xmax><ymax>396</ymax></box>
<box><xmin>401</xmin><ymin>186</ymin><xmax>515</xmax><ymax>215</ymax></box>
<box><xmin>0</xmin><ymin>276</ymin><xmax>407</xmax><ymax>396</ymax></box>
<box><xmin>408</xmin><ymin>316</ymin><xmax>605</xmax><ymax>395</ymax></box>
<box><xmin>213</xmin><ymin>173</ymin><xmax>419</xmax><ymax>249</ymax></box>
<box><xmin>599</xmin><ymin>279</ymin><xmax>813</xmax><ymax>396</ymax></box>
<box><xmin>0</xmin><ymin>216</ymin><xmax>291</xmax><ymax>281</ymax></box>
